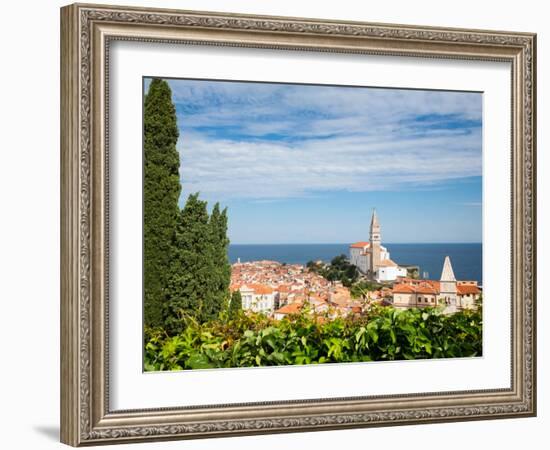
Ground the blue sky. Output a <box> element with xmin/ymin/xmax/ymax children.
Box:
<box><xmin>144</xmin><ymin>78</ymin><xmax>482</xmax><ymax>244</ymax></box>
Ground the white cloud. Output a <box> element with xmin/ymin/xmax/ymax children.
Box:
<box><xmin>178</xmin><ymin>129</ymin><xmax>481</xmax><ymax>200</ymax></box>
<box><xmin>165</xmin><ymin>79</ymin><xmax>482</xmax><ymax>201</ymax></box>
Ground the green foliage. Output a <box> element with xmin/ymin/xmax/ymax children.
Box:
<box><xmin>307</xmin><ymin>254</ymin><xmax>359</xmax><ymax>287</ymax></box>
<box><xmin>163</xmin><ymin>194</ymin><xmax>232</xmax><ymax>333</ymax></box>
<box><xmin>143</xmin><ymin>79</ymin><xmax>181</xmax><ymax>328</ymax></box>
<box><xmin>208</xmin><ymin>203</ymin><xmax>231</xmax><ymax>318</ymax></box>
<box><xmin>164</xmin><ymin>194</ymin><xmax>212</xmax><ymax>332</ymax></box>
<box><xmin>229</xmin><ymin>290</ymin><xmax>242</xmax><ymax>318</ymax></box>
<box><xmin>306</xmin><ymin>260</ymin><xmax>319</xmax><ymax>269</ymax></box>
<box><xmin>350</xmin><ymin>281</ymin><xmax>382</xmax><ymax>299</ymax></box>
<box><xmin>144</xmin><ymin>306</ymin><xmax>482</xmax><ymax>371</ymax></box>
<box><xmin>142</xmin><ymin>78</ymin><xmax>232</xmax><ymax>331</ymax></box>
<box><xmin>406</xmin><ymin>266</ymin><xmax>420</xmax><ymax>279</ymax></box>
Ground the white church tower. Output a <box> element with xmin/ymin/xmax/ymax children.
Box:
<box><xmin>349</xmin><ymin>210</ymin><xmax>407</xmax><ymax>281</ymax></box>
<box><xmin>369</xmin><ymin>209</ymin><xmax>381</xmax><ymax>279</ymax></box>
<box><xmin>439</xmin><ymin>256</ymin><xmax>458</xmax><ymax>313</ymax></box>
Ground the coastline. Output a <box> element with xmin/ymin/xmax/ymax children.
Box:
<box><xmin>229</xmin><ymin>242</ymin><xmax>483</xmax><ymax>284</ymax></box>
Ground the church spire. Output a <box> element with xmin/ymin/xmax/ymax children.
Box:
<box><xmin>370</xmin><ymin>208</ymin><xmax>379</xmax><ymax>229</ymax></box>
<box><xmin>440</xmin><ymin>256</ymin><xmax>456</xmax><ymax>282</ymax></box>
<box><xmin>369</xmin><ymin>208</ymin><xmax>381</xmax><ymax>243</ymax></box>
<box><xmin>439</xmin><ymin>256</ymin><xmax>458</xmax><ymax>312</ymax></box>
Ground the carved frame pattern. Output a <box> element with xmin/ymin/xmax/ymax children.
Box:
<box><xmin>60</xmin><ymin>3</ymin><xmax>536</xmax><ymax>446</ymax></box>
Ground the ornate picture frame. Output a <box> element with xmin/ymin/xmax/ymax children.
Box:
<box><xmin>60</xmin><ymin>3</ymin><xmax>536</xmax><ymax>446</ymax></box>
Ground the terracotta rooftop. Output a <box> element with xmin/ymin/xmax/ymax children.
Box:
<box><xmin>415</xmin><ymin>283</ymin><xmax>439</xmax><ymax>295</ymax></box>
<box><xmin>307</xmin><ymin>296</ymin><xmax>327</xmax><ymax>305</ymax></box>
<box><xmin>457</xmin><ymin>284</ymin><xmax>481</xmax><ymax>295</ymax></box>
<box><xmin>275</xmin><ymin>303</ymin><xmax>302</xmax><ymax>315</ymax></box>
<box><xmin>350</xmin><ymin>241</ymin><xmax>370</xmax><ymax>248</ymax></box>
<box><xmin>250</xmin><ymin>284</ymin><xmax>274</xmax><ymax>295</ymax></box>
<box><xmin>392</xmin><ymin>284</ymin><xmax>416</xmax><ymax>294</ymax></box>
<box><xmin>393</xmin><ymin>281</ymin><xmax>439</xmax><ymax>295</ymax></box>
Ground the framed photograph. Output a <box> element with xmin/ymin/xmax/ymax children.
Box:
<box><xmin>60</xmin><ymin>3</ymin><xmax>537</xmax><ymax>446</ymax></box>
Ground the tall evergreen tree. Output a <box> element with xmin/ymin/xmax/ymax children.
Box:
<box><xmin>143</xmin><ymin>79</ymin><xmax>181</xmax><ymax>328</ymax></box>
<box><xmin>164</xmin><ymin>193</ymin><xmax>214</xmax><ymax>333</ymax></box>
<box><xmin>164</xmin><ymin>196</ymin><xmax>233</xmax><ymax>332</ymax></box>
<box><xmin>229</xmin><ymin>290</ymin><xmax>242</xmax><ymax>318</ymax></box>
<box><xmin>208</xmin><ymin>203</ymin><xmax>232</xmax><ymax>319</ymax></box>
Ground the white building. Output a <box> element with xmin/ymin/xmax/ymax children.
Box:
<box><xmin>349</xmin><ymin>241</ymin><xmax>390</xmax><ymax>273</ymax></box>
<box><xmin>391</xmin><ymin>256</ymin><xmax>481</xmax><ymax>313</ymax></box>
<box><xmin>238</xmin><ymin>284</ymin><xmax>279</xmax><ymax>314</ymax></box>
<box><xmin>376</xmin><ymin>259</ymin><xmax>407</xmax><ymax>282</ymax></box>
<box><xmin>349</xmin><ymin>210</ymin><xmax>407</xmax><ymax>282</ymax></box>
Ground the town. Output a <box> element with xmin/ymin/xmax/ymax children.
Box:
<box><xmin>230</xmin><ymin>210</ymin><xmax>481</xmax><ymax>319</ymax></box>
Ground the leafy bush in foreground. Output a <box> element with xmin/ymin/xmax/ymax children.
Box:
<box><xmin>144</xmin><ymin>305</ymin><xmax>482</xmax><ymax>371</ymax></box>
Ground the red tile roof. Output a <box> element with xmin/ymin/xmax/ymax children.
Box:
<box><xmin>275</xmin><ymin>303</ymin><xmax>301</xmax><ymax>315</ymax></box>
<box><xmin>392</xmin><ymin>284</ymin><xmax>416</xmax><ymax>294</ymax></box>
<box><xmin>308</xmin><ymin>297</ymin><xmax>328</xmax><ymax>306</ymax></box>
<box><xmin>397</xmin><ymin>278</ymin><xmax>440</xmax><ymax>291</ymax></box>
<box><xmin>393</xmin><ymin>281</ymin><xmax>438</xmax><ymax>295</ymax></box>
<box><xmin>457</xmin><ymin>284</ymin><xmax>481</xmax><ymax>295</ymax></box>
<box><xmin>248</xmin><ymin>284</ymin><xmax>274</xmax><ymax>295</ymax></box>
<box><xmin>396</xmin><ymin>277</ymin><xmax>416</xmax><ymax>284</ymax></box>
<box><xmin>415</xmin><ymin>283</ymin><xmax>438</xmax><ymax>295</ymax></box>
<box><xmin>350</xmin><ymin>242</ymin><xmax>370</xmax><ymax>248</ymax></box>
<box><xmin>277</xmin><ymin>284</ymin><xmax>291</xmax><ymax>293</ymax></box>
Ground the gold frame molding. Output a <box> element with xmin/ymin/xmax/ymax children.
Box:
<box><xmin>60</xmin><ymin>3</ymin><xmax>537</xmax><ymax>446</ymax></box>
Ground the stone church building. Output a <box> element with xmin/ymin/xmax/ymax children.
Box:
<box><xmin>349</xmin><ymin>210</ymin><xmax>407</xmax><ymax>282</ymax></box>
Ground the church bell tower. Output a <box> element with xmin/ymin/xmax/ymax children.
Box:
<box><xmin>440</xmin><ymin>256</ymin><xmax>458</xmax><ymax>312</ymax></box>
<box><xmin>369</xmin><ymin>209</ymin><xmax>381</xmax><ymax>278</ymax></box>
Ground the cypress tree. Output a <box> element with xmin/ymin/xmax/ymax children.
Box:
<box><xmin>208</xmin><ymin>203</ymin><xmax>232</xmax><ymax>319</ymax></box>
<box><xmin>229</xmin><ymin>290</ymin><xmax>242</xmax><ymax>318</ymax></box>
<box><xmin>164</xmin><ymin>196</ymin><xmax>233</xmax><ymax>332</ymax></box>
<box><xmin>164</xmin><ymin>193</ymin><xmax>214</xmax><ymax>333</ymax></box>
<box><xmin>143</xmin><ymin>79</ymin><xmax>181</xmax><ymax>328</ymax></box>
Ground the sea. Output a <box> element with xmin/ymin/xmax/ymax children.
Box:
<box><xmin>228</xmin><ymin>243</ymin><xmax>483</xmax><ymax>285</ymax></box>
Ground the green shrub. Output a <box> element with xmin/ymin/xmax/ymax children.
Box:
<box><xmin>144</xmin><ymin>305</ymin><xmax>482</xmax><ymax>371</ymax></box>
